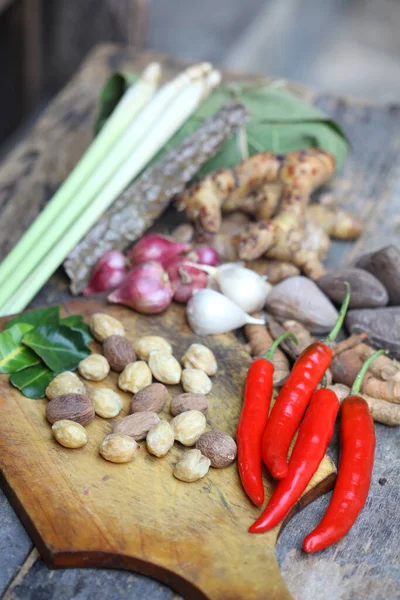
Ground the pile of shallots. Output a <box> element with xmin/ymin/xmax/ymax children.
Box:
<box><xmin>84</xmin><ymin>233</ymin><xmax>273</xmax><ymax>335</ymax></box>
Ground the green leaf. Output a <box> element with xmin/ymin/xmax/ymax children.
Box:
<box><xmin>0</xmin><ymin>324</ymin><xmax>40</xmax><ymax>374</ymax></box>
<box><xmin>152</xmin><ymin>83</ymin><xmax>350</xmax><ymax>173</ymax></box>
<box><xmin>60</xmin><ymin>315</ymin><xmax>93</xmax><ymax>346</ymax></box>
<box><xmin>94</xmin><ymin>73</ymin><xmax>139</xmax><ymax>136</ymax></box>
<box><xmin>5</xmin><ymin>306</ymin><xmax>60</xmax><ymax>330</ymax></box>
<box><xmin>10</xmin><ymin>364</ymin><xmax>54</xmax><ymax>399</ymax></box>
<box><xmin>22</xmin><ymin>325</ymin><xmax>91</xmax><ymax>374</ymax></box>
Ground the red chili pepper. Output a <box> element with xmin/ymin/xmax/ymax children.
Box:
<box><xmin>262</xmin><ymin>284</ymin><xmax>351</xmax><ymax>480</ymax></box>
<box><xmin>237</xmin><ymin>332</ymin><xmax>297</xmax><ymax>506</ymax></box>
<box><xmin>303</xmin><ymin>350</ymin><xmax>384</xmax><ymax>553</ymax></box>
<box><xmin>250</xmin><ymin>387</ymin><xmax>339</xmax><ymax>533</ymax></box>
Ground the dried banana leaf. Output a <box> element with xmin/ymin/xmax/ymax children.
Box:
<box><xmin>65</xmin><ymin>103</ymin><xmax>247</xmax><ymax>294</ymax></box>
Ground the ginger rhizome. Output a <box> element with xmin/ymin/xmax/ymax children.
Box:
<box><xmin>176</xmin><ymin>149</ymin><xmax>363</xmax><ymax>279</ymax></box>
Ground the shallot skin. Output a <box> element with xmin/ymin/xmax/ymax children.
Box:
<box><xmin>83</xmin><ymin>251</ymin><xmax>127</xmax><ymax>295</ymax></box>
<box><xmin>128</xmin><ymin>234</ymin><xmax>190</xmax><ymax>267</ymax></box>
<box><xmin>108</xmin><ymin>261</ymin><xmax>173</xmax><ymax>314</ymax></box>
<box><xmin>188</xmin><ymin>246</ymin><xmax>220</xmax><ymax>267</ymax></box>
<box><xmin>164</xmin><ymin>256</ymin><xmax>208</xmax><ymax>304</ymax></box>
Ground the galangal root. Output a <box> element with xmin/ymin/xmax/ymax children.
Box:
<box><xmin>244</xmin><ymin>319</ymin><xmax>289</xmax><ymax>387</ymax></box>
<box><xmin>330</xmin><ymin>348</ymin><xmax>400</xmax><ymax>404</ymax></box>
<box><xmin>176</xmin><ymin>148</ymin><xmax>363</xmax><ymax>279</ymax></box>
<box><xmin>328</xmin><ymin>383</ymin><xmax>400</xmax><ymax>427</ymax></box>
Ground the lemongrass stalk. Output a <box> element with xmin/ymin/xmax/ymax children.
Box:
<box><xmin>0</xmin><ymin>69</ymin><xmax>222</xmax><ymax>316</ymax></box>
<box><xmin>0</xmin><ymin>63</ymin><xmax>213</xmax><ymax>309</ymax></box>
<box><xmin>0</xmin><ymin>63</ymin><xmax>161</xmax><ymax>288</ymax></box>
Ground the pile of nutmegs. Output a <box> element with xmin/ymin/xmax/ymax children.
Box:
<box><xmin>45</xmin><ymin>312</ymin><xmax>237</xmax><ymax>483</ymax></box>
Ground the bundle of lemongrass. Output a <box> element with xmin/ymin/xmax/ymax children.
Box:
<box><xmin>0</xmin><ymin>62</ymin><xmax>221</xmax><ymax>316</ymax></box>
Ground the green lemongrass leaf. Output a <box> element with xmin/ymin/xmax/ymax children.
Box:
<box><xmin>5</xmin><ymin>305</ymin><xmax>60</xmax><ymax>330</ymax></box>
<box><xmin>10</xmin><ymin>363</ymin><xmax>54</xmax><ymax>399</ymax></box>
<box><xmin>0</xmin><ymin>324</ymin><xmax>40</xmax><ymax>374</ymax></box>
<box><xmin>22</xmin><ymin>325</ymin><xmax>91</xmax><ymax>374</ymax></box>
<box><xmin>94</xmin><ymin>73</ymin><xmax>139</xmax><ymax>136</ymax></box>
<box><xmin>60</xmin><ymin>315</ymin><xmax>93</xmax><ymax>346</ymax></box>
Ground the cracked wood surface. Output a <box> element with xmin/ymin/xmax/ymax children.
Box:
<box><xmin>0</xmin><ymin>44</ymin><xmax>399</xmax><ymax>600</ymax></box>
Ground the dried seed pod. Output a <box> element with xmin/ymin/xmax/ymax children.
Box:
<box><xmin>118</xmin><ymin>361</ymin><xmax>152</xmax><ymax>394</ymax></box>
<box><xmin>146</xmin><ymin>420</ymin><xmax>175</xmax><ymax>457</ymax></box>
<box><xmin>113</xmin><ymin>412</ymin><xmax>160</xmax><ymax>440</ymax></box>
<box><xmin>133</xmin><ymin>336</ymin><xmax>173</xmax><ymax>361</ymax></box>
<box><xmin>172</xmin><ymin>410</ymin><xmax>207</xmax><ymax>446</ymax></box>
<box><xmin>46</xmin><ymin>393</ymin><xmax>95</xmax><ymax>426</ymax></box>
<box><xmin>170</xmin><ymin>393</ymin><xmax>209</xmax><ymax>416</ymax></box>
<box><xmin>99</xmin><ymin>433</ymin><xmax>140</xmax><ymax>463</ymax></box>
<box><xmin>173</xmin><ymin>449</ymin><xmax>211</xmax><ymax>482</ymax></box>
<box><xmin>46</xmin><ymin>371</ymin><xmax>86</xmax><ymax>400</ymax></box>
<box><xmin>78</xmin><ymin>354</ymin><xmax>110</xmax><ymax>381</ymax></box>
<box><xmin>355</xmin><ymin>245</ymin><xmax>400</xmax><ymax>305</ymax></box>
<box><xmin>89</xmin><ymin>313</ymin><xmax>125</xmax><ymax>342</ymax></box>
<box><xmin>52</xmin><ymin>420</ymin><xmax>88</xmax><ymax>449</ymax></box>
<box><xmin>346</xmin><ymin>307</ymin><xmax>400</xmax><ymax>359</ymax></box>
<box><xmin>181</xmin><ymin>344</ymin><xmax>217</xmax><ymax>376</ymax></box>
<box><xmin>90</xmin><ymin>388</ymin><xmax>123</xmax><ymax>418</ymax></box>
<box><xmin>266</xmin><ymin>276</ymin><xmax>338</xmax><ymax>334</ymax></box>
<box><xmin>317</xmin><ymin>267</ymin><xmax>388</xmax><ymax>308</ymax></box>
<box><xmin>103</xmin><ymin>335</ymin><xmax>136</xmax><ymax>372</ymax></box>
<box><xmin>196</xmin><ymin>430</ymin><xmax>237</xmax><ymax>468</ymax></box>
<box><xmin>130</xmin><ymin>383</ymin><xmax>168</xmax><ymax>414</ymax></box>
<box><xmin>148</xmin><ymin>351</ymin><xmax>182</xmax><ymax>385</ymax></box>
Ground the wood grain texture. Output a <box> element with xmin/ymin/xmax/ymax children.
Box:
<box><xmin>0</xmin><ymin>298</ymin><xmax>335</xmax><ymax>600</ymax></box>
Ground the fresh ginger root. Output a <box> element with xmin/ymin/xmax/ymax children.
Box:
<box><xmin>245</xmin><ymin>259</ymin><xmax>300</xmax><ymax>283</ymax></box>
<box><xmin>177</xmin><ymin>148</ymin><xmax>363</xmax><ymax>279</ymax></box>
<box><xmin>244</xmin><ymin>318</ymin><xmax>289</xmax><ymax>387</ymax></box>
<box><xmin>331</xmin><ymin>348</ymin><xmax>400</xmax><ymax>403</ymax></box>
<box><xmin>329</xmin><ymin>383</ymin><xmax>400</xmax><ymax>426</ymax></box>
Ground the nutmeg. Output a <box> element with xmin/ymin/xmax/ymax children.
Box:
<box><xmin>46</xmin><ymin>393</ymin><xmax>95</xmax><ymax>426</ymax></box>
<box><xmin>195</xmin><ymin>430</ymin><xmax>237</xmax><ymax>468</ymax></box>
<box><xmin>103</xmin><ymin>335</ymin><xmax>136</xmax><ymax>372</ymax></box>
<box><xmin>113</xmin><ymin>411</ymin><xmax>160</xmax><ymax>440</ymax></box>
<box><xmin>170</xmin><ymin>393</ymin><xmax>209</xmax><ymax>416</ymax></box>
<box><xmin>130</xmin><ymin>383</ymin><xmax>168</xmax><ymax>414</ymax></box>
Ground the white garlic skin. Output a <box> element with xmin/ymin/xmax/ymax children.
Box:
<box><xmin>186</xmin><ymin>289</ymin><xmax>264</xmax><ymax>336</ymax></box>
<box><xmin>214</xmin><ymin>265</ymin><xmax>272</xmax><ymax>313</ymax></box>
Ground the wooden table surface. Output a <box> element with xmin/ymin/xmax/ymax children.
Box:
<box><xmin>0</xmin><ymin>44</ymin><xmax>399</xmax><ymax>600</ymax></box>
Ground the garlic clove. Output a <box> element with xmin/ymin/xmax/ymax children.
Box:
<box><xmin>186</xmin><ymin>289</ymin><xmax>264</xmax><ymax>336</ymax></box>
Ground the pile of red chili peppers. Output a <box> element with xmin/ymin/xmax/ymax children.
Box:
<box><xmin>237</xmin><ymin>284</ymin><xmax>383</xmax><ymax>552</ymax></box>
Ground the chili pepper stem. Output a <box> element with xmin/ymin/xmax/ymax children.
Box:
<box><xmin>326</xmin><ymin>282</ymin><xmax>351</xmax><ymax>344</ymax></box>
<box><xmin>264</xmin><ymin>332</ymin><xmax>298</xmax><ymax>362</ymax></box>
<box><xmin>350</xmin><ymin>349</ymin><xmax>388</xmax><ymax>396</ymax></box>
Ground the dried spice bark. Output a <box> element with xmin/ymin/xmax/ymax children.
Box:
<box><xmin>65</xmin><ymin>103</ymin><xmax>247</xmax><ymax>294</ymax></box>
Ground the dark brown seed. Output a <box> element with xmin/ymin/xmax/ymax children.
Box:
<box><xmin>170</xmin><ymin>393</ymin><xmax>209</xmax><ymax>416</ymax></box>
<box><xmin>103</xmin><ymin>335</ymin><xmax>136</xmax><ymax>372</ymax></box>
<box><xmin>46</xmin><ymin>393</ymin><xmax>95</xmax><ymax>426</ymax></box>
<box><xmin>130</xmin><ymin>383</ymin><xmax>169</xmax><ymax>414</ymax></box>
<box><xmin>196</xmin><ymin>430</ymin><xmax>237</xmax><ymax>468</ymax></box>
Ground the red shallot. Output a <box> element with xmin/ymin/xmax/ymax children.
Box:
<box><xmin>128</xmin><ymin>234</ymin><xmax>190</xmax><ymax>267</ymax></box>
<box><xmin>83</xmin><ymin>251</ymin><xmax>127</xmax><ymax>296</ymax></box>
<box><xmin>108</xmin><ymin>261</ymin><xmax>173</xmax><ymax>314</ymax></box>
<box><xmin>164</xmin><ymin>255</ymin><xmax>208</xmax><ymax>303</ymax></box>
<box><xmin>188</xmin><ymin>245</ymin><xmax>220</xmax><ymax>267</ymax></box>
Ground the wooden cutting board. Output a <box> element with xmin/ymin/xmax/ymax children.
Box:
<box><xmin>0</xmin><ymin>298</ymin><xmax>336</xmax><ymax>600</ymax></box>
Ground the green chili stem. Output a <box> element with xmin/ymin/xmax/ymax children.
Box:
<box><xmin>351</xmin><ymin>349</ymin><xmax>388</xmax><ymax>395</ymax></box>
<box><xmin>264</xmin><ymin>332</ymin><xmax>298</xmax><ymax>361</ymax></box>
<box><xmin>325</xmin><ymin>282</ymin><xmax>351</xmax><ymax>344</ymax></box>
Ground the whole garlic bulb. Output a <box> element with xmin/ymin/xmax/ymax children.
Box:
<box><xmin>186</xmin><ymin>289</ymin><xmax>264</xmax><ymax>336</ymax></box>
